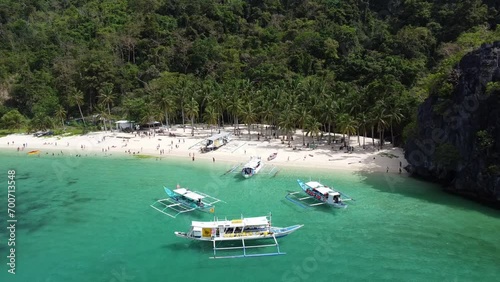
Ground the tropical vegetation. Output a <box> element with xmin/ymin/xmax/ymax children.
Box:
<box><xmin>0</xmin><ymin>0</ymin><xmax>499</xmax><ymax>146</ymax></box>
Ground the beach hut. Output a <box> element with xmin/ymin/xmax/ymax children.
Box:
<box><xmin>115</xmin><ymin>120</ymin><xmax>135</xmax><ymax>131</ymax></box>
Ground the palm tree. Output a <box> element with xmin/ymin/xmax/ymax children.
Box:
<box><xmin>55</xmin><ymin>105</ymin><xmax>67</xmax><ymax>130</ymax></box>
<box><xmin>305</xmin><ymin>116</ymin><xmax>321</xmax><ymax>145</ymax></box>
<box><xmin>68</xmin><ymin>87</ymin><xmax>86</xmax><ymax>128</ymax></box>
<box><xmin>95</xmin><ymin>104</ymin><xmax>108</xmax><ymax>131</ymax></box>
<box><xmin>373</xmin><ymin>105</ymin><xmax>389</xmax><ymax>149</ymax></box>
<box><xmin>338</xmin><ymin>113</ymin><xmax>357</xmax><ymax>147</ymax></box>
<box><xmin>357</xmin><ymin>112</ymin><xmax>369</xmax><ymax>148</ymax></box>
<box><xmin>321</xmin><ymin>98</ymin><xmax>338</xmax><ymax>145</ymax></box>
<box><xmin>226</xmin><ymin>92</ymin><xmax>244</xmax><ymax>135</ymax></box>
<box><xmin>240</xmin><ymin>101</ymin><xmax>257</xmax><ymax>140</ymax></box>
<box><xmin>295</xmin><ymin>108</ymin><xmax>312</xmax><ymax>146</ymax></box>
<box><xmin>98</xmin><ymin>83</ymin><xmax>116</xmax><ymax>131</ymax></box>
<box><xmin>184</xmin><ymin>97</ymin><xmax>199</xmax><ymax>136</ymax></box>
<box><xmin>388</xmin><ymin>106</ymin><xmax>403</xmax><ymax>147</ymax></box>
<box><xmin>278</xmin><ymin>110</ymin><xmax>296</xmax><ymax>145</ymax></box>
<box><xmin>259</xmin><ymin>99</ymin><xmax>274</xmax><ymax>137</ymax></box>
<box><xmin>154</xmin><ymin>89</ymin><xmax>176</xmax><ymax>130</ymax></box>
<box><xmin>203</xmin><ymin>105</ymin><xmax>218</xmax><ymax>134</ymax></box>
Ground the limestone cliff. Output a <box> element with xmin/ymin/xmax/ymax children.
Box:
<box><xmin>405</xmin><ymin>42</ymin><xmax>500</xmax><ymax>207</ymax></box>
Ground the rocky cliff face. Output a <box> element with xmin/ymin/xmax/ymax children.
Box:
<box><xmin>405</xmin><ymin>42</ymin><xmax>500</xmax><ymax>207</ymax></box>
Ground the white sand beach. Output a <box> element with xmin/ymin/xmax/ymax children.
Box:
<box><xmin>0</xmin><ymin>125</ymin><xmax>408</xmax><ymax>174</ymax></box>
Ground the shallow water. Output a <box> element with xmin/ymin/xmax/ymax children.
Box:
<box><xmin>0</xmin><ymin>151</ymin><xmax>499</xmax><ymax>282</ymax></box>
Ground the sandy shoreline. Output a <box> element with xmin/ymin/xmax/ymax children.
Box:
<box><xmin>0</xmin><ymin>126</ymin><xmax>408</xmax><ymax>174</ymax></box>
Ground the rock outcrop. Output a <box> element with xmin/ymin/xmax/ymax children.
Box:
<box><xmin>405</xmin><ymin>42</ymin><xmax>500</xmax><ymax>207</ymax></box>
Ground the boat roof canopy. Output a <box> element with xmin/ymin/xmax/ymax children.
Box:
<box><xmin>206</xmin><ymin>132</ymin><xmax>230</xmax><ymax>141</ymax></box>
<box><xmin>243</xmin><ymin>157</ymin><xmax>261</xmax><ymax>168</ymax></box>
<box><xmin>184</xmin><ymin>191</ymin><xmax>205</xmax><ymax>200</ymax></box>
<box><xmin>306</xmin><ymin>181</ymin><xmax>323</xmax><ymax>188</ymax></box>
<box><xmin>173</xmin><ymin>188</ymin><xmax>205</xmax><ymax>200</ymax></box>
<box><xmin>191</xmin><ymin>216</ymin><xmax>269</xmax><ymax>228</ymax></box>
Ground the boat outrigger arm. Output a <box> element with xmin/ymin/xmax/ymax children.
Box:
<box><xmin>211</xmin><ymin>233</ymin><xmax>284</xmax><ymax>259</ymax></box>
<box><xmin>150</xmin><ymin>190</ymin><xmax>224</xmax><ymax>218</ymax></box>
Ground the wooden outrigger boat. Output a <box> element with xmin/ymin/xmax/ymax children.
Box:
<box><xmin>286</xmin><ymin>179</ymin><xmax>354</xmax><ymax>209</ymax></box>
<box><xmin>174</xmin><ymin>213</ymin><xmax>303</xmax><ymax>259</ymax></box>
<box><xmin>241</xmin><ymin>157</ymin><xmax>263</xmax><ymax>178</ymax></box>
<box><xmin>150</xmin><ymin>185</ymin><xmax>224</xmax><ymax>218</ymax></box>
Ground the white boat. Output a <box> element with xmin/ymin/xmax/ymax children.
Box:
<box><xmin>174</xmin><ymin>214</ymin><xmax>303</xmax><ymax>258</ymax></box>
<box><xmin>150</xmin><ymin>185</ymin><xmax>224</xmax><ymax>218</ymax></box>
<box><xmin>241</xmin><ymin>157</ymin><xmax>263</xmax><ymax>178</ymax></box>
<box><xmin>286</xmin><ymin>179</ymin><xmax>354</xmax><ymax>208</ymax></box>
<box><xmin>200</xmin><ymin>132</ymin><xmax>231</xmax><ymax>153</ymax></box>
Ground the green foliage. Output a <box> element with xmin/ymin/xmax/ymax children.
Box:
<box><xmin>476</xmin><ymin>130</ymin><xmax>494</xmax><ymax>150</ymax></box>
<box><xmin>0</xmin><ymin>110</ymin><xmax>26</xmax><ymax>130</ymax></box>
<box><xmin>486</xmin><ymin>82</ymin><xmax>500</xmax><ymax>95</ymax></box>
<box><xmin>0</xmin><ymin>0</ymin><xmax>497</xmax><ymax>143</ymax></box>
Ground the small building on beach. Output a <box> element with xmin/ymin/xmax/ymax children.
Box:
<box><xmin>115</xmin><ymin>120</ymin><xmax>135</xmax><ymax>131</ymax></box>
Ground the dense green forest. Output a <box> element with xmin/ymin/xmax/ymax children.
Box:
<box><xmin>0</xmin><ymin>0</ymin><xmax>499</xmax><ymax>146</ymax></box>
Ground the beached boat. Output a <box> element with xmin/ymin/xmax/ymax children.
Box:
<box><xmin>286</xmin><ymin>179</ymin><xmax>354</xmax><ymax>208</ymax></box>
<box><xmin>241</xmin><ymin>157</ymin><xmax>263</xmax><ymax>178</ymax></box>
<box><xmin>27</xmin><ymin>150</ymin><xmax>40</xmax><ymax>155</ymax></box>
<box><xmin>200</xmin><ymin>132</ymin><xmax>231</xmax><ymax>153</ymax></box>
<box><xmin>267</xmin><ymin>152</ymin><xmax>277</xmax><ymax>161</ymax></box>
<box><xmin>174</xmin><ymin>213</ymin><xmax>303</xmax><ymax>258</ymax></box>
<box><xmin>150</xmin><ymin>185</ymin><xmax>223</xmax><ymax>218</ymax></box>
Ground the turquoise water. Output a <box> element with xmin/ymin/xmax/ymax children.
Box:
<box><xmin>0</xmin><ymin>151</ymin><xmax>499</xmax><ymax>282</ymax></box>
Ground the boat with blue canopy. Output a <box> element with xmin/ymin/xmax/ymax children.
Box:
<box><xmin>150</xmin><ymin>185</ymin><xmax>224</xmax><ymax>218</ymax></box>
<box><xmin>286</xmin><ymin>179</ymin><xmax>354</xmax><ymax>209</ymax></box>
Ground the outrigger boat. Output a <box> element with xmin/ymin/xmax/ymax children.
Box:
<box><xmin>241</xmin><ymin>157</ymin><xmax>263</xmax><ymax>178</ymax></box>
<box><xmin>286</xmin><ymin>179</ymin><xmax>354</xmax><ymax>209</ymax></box>
<box><xmin>174</xmin><ymin>213</ymin><xmax>303</xmax><ymax>259</ymax></box>
<box><xmin>150</xmin><ymin>185</ymin><xmax>223</xmax><ymax>218</ymax></box>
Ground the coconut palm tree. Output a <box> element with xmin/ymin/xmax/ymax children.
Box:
<box><xmin>55</xmin><ymin>105</ymin><xmax>67</xmax><ymax>130</ymax></box>
<box><xmin>203</xmin><ymin>105</ymin><xmax>218</xmax><ymax>134</ymax></box>
<box><xmin>305</xmin><ymin>116</ymin><xmax>321</xmax><ymax>145</ymax></box>
<box><xmin>321</xmin><ymin>97</ymin><xmax>338</xmax><ymax>145</ymax></box>
<box><xmin>357</xmin><ymin>112</ymin><xmax>369</xmax><ymax>148</ymax></box>
<box><xmin>240</xmin><ymin>100</ymin><xmax>257</xmax><ymax>140</ymax></box>
<box><xmin>95</xmin><ymin>103</ymin><xmax>108</xmax><ymax>131</ymax></box>
<box><xmin>68</xmin><ymin>87</ymin><xmax>86</xmax><ymax>128</ymax></box>
<box><xmin>373</xmin><ymin>103</ymin><xmax>390</xmax><ymax>149</ymax></box>
<box><xmin>278</xmin><ymin>109</ymin><xmax>296</xmax><ymax>145</ymax></box>
<box><xmin>388</xmin><ymin>105</ymin><xmax>403</xmax><ymax>147</ymax></box>
<box><xmin>184</xmin><ymin>97</ymin><xmax>199</xmax><ymax>136</ymax></box>
<box><xmin>98</xmin><ymin>83</ymin><xmax>116</xmax><ymax>131</ymax></box>
<box><xmin>154</xmin><ymin>89</ymin><xmax>176</xmax><ymax>130</ymax></box>
<box><xmin>338</xmin><ymin>113</ymin><xmax>357</xmax><ymax>147</ymax></box>
<box><xmin>295</xmin><ymin>108</ymin><xmax>312</xmax><ymax>146</ymax></box>
<box><xmin>226</xmin><ymin>92</ymin><xmax>244</xmax><ymax>135</ymax></box>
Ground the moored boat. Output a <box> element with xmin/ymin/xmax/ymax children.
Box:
<box><xmin>288</xmin><ymin>179</ymin><xmax>353</xmax><ymax>208</ymax></box>
<box><xmin>174</xmin><ymin>213</ymin><xmax>303</xmax><ymax>258</ymax></box>
<box><xmin>241</xmin><ymin>157</ymin><xmax>263</xmax><ymax>178</ymax></box>
<box><xmin>150</xmin><ymin>185</ymin><xmax>223</xmax><ymax>218</ymax></box>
